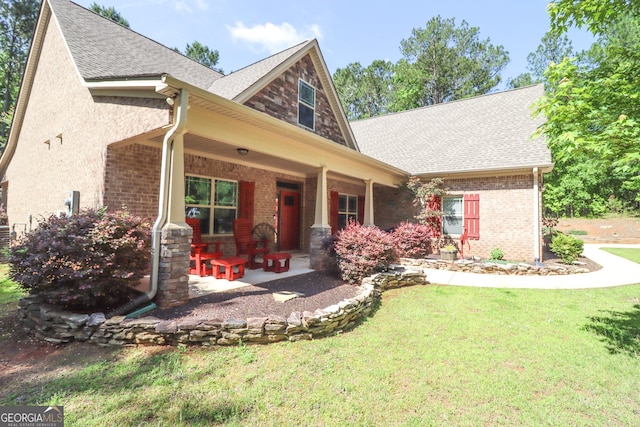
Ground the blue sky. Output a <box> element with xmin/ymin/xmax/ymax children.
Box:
<box><xmin>75</xmin><ymin>0</ymin><xmax>595</xmax><ymax>87</ymax></box>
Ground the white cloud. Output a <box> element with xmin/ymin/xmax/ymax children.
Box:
<box><xmin>227</xmin><ymin>21</ymin><xmax>323</xmax><ymax>54</ymax></box>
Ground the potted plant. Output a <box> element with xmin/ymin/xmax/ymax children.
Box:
<box><xmin>440</xmin><ymin>244</ymin><xmax>458</xmax><ymax>261</ymax></box>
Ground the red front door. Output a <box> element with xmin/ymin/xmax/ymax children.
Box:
<box><xmin>279</xmin><ymin>191</ymin><xmax>299</xmax><ymax>251</ymax></box>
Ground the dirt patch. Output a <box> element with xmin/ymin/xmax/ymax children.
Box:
<box><xmin>557</xmin><ymin>217</ymin><xmax>640</xmax><ymax>244</ymax></box>
<box><xmin>0</xmin><ymin>309</ymin><xmax>119</xmax><ymax>402</ymax></box>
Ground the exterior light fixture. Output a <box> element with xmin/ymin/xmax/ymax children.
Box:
<box><xmin>237</xmin><ymin>148</ymin><xmax>249</xmax><ymax>156</ymax></box>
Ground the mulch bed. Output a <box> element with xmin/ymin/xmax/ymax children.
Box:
<box><xmin>542</xmin><ymin>246</ymin><xmax>603</xmax><ymax>272</ymax></box>
<box><xmin>151</xmin><ymin>248</ymin><xmax>603</xmax><ymax>323</ymax></box>
<box><xmin>152</xmin><ymin>271</ymin><xmax>359</xmax><ymax>322</ymax></box>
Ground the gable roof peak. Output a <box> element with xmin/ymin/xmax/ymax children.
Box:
<box><xmin>208</xmin><ymin>39</ymin><xmax>315</xmax><ymax>100</ymax></box>
<box><xmin>48</xmin><ymin>0</ymin><xmax>223</xmax><ymax>88</ymax></box>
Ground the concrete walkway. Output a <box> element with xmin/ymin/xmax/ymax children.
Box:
<box><xmin>423</xmin><ymin>244</ymin><xmax>640</xmax><ymax>289</ymax></box>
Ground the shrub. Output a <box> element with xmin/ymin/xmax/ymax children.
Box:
<box><xmin>8</xmin><ymin>208</ymin><xmax>151</xmax><ymax>311</ymax></box>
<box><xmin>389</xmin><ymin>222</ymin><xmax>433</xmax><ymax>259</ymax></box>
<box><xmin>549</xmin><ymin>232</ymin><xmax>584</xmax><ymax>264</ymax></box>
<box><xmin>490</xmin><ymin>248</ymin><xmax>504</xmax><ymax>260</ymax></box>
<box><xmin>333</xmin><ymin>220</ymin><xmax>396</xmax><ymax>284</ymax></box>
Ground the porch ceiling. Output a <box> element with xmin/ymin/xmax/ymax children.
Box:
<box><xmin>150</xmin><ymin>133</ymin><xmax>321</xmax><ymax>177</ymax></box>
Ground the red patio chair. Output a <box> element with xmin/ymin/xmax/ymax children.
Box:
<box><xmin>233</xmin><ymin>218</ymin><xmax>270</xmax><ymax>269</ymax></box>
<box><xmin>186</xmin><ymin>218</ymin><xmax>222</xmax><ymax>276</ymax></box>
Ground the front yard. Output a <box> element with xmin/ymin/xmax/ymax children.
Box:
<box><xmin>2</xmin><ymin>261</ymin><xmax>640</xmax><ymax>426</ymax></box>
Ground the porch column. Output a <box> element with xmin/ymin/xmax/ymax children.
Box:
<box><xmin>313</xmin><ymin>166</ymin><xmax>329</xmax><ymax>227</ymax></box>
<box><xmin>156</xmin><ymin>91</ymin><xmax>190</xmax><ymax>308</ymax></box>
<box><xmin>310</xmin><ymin>166</ymin><xmax>332</xmax><ymax>270</ymax></box>
<box><xmin>363</xmin><ymin>179</ymin><xmax>375</xmax><ymax>226</ymax></box>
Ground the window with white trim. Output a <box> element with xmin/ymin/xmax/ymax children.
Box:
<box><xmin>338</xmin><ymin>194</ymin><xmax>358</xmax><ymax>230</ymax></box>
<box><xmin>442</xmin><ymin>195</ymin><xmax>463</xmax><ymax>235</ymax></box>
<box><xmin>185</xmin><ymin>175</ymin><xmax>238</xmax><ymax>235</ymax></box>
<box><xmin>298</xmin><ymin>79</ymin><xmax>315</xmax><ymax>129</ymax></box>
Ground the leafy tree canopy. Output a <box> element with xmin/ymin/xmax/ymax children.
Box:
<box><xmin>393</xmin><ymin>16</ymin><xmax>509</xmax><ymax>109</ymax></box>
<box><xmin>333</xmin><ymin>60</ymin><xmax>394</xmax><ymax>120</ymax></box>
<box><xmin>182</xmin><ymin>41</ymin><xmax>223</xmax><ymax>73</ymax></box>
<box><xmin>548</xmin><ymin>0</ymin><xmax>640</xmax><ymax>35</ymax></box>
<box><xmin>508</xmin><ymin>32</ymin><xmax>574</xmax><ymax>89</ymax></box>
<box><xmin>333</xmin><ymin>16</ymin><xmax>509</xmax><ymax>119</ymax></box>
<box><xmin>0</xmin><ymin>0</ymin><xmax>39</xmax><ymax>150</ymax></box>
<box><xmin>537</xmin><ymin>9</ymin><xmax>640</xmax><ymax>215</ymax></box>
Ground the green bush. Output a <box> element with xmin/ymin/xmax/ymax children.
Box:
<box><xmin>490</xmin><ymin>248</ymin><xmax>504</xmax><ymax>260</ymax></box>
<box><xmin>550</xmin><ymin>233</ymin><xmax>584</xmax><ymax>264</ymax></box>
<box><xmin>334</xmin><ymin>221</ymin><xmax>396</xmax><ymax>284</ymax></box>
<box><xmin>389</xmin><ymin>222</ymin><xmax>433</xmax><ymax>259</ymax></box>
<box><xmin>8</xmin><ymin>208</ymin><xmax>151</xmax><ymax>311</ymax></box>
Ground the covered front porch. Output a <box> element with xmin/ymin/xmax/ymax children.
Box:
<box><xmin>132</xmin><ymin>79</ymin><xmax>406</xmax><ymax>307</ymax></box>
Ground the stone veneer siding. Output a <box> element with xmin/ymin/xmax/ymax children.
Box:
<box><xmin>243</xmin><ymin>54</ymin><xmax>347</xmax><ymax>146</ymax></box>
<box><xmin>18</xmin><ymin>270</ymin><xmax>428</xmax><ymax>346</ymax></box>
<box><xmin>374</xmin><ymin>174</ymin><xmax>542</xmax><ymax>261</ymax></box>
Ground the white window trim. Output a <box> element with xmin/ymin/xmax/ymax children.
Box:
<box><xmin>338</xmin><ymin>193</ymin><xmax>358</xmax><ymax>228</ymax></box>
<box><xmin>442</xmin><ymin>195</ymin><xmax>463</xmax><ymax>237</ymax></box>
<box><xmin>298</xmin><ymin>79</ymin><xmax>316</xmax><ymax>130</ymax></box>
<box><xmin>185</xmin><ymin>174</ymin><xmax>238</xmax><ymax>236</ymax></box>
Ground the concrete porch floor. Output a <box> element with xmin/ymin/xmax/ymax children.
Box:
<box><xmin>188</xmin><ymin>253</ymin><xmax>314</xmax><ymax>298</ymax></box>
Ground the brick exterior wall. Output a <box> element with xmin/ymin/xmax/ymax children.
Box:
<box><xmin>374</xmin><ymin>174</ymin><xmax>542</xmax><ymax>261</ymax></box>
<box><xmin>243</xmin><ymin>54</ymin><xmax>347</xmax><ymax>146</ymax></box>
<box><xmin>4</xmin><ymin>18</ymin><xmax>168</xmax><ymax>227</ymax></box>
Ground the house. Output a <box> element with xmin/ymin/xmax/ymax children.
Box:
<box><xmin>0</xmin><ymin>0</ymin><xmax>552</xmax><ymax>307</ymax></box>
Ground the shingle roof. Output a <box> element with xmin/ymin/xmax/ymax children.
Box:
<box><xmin>49</xmin><ymin>0</ymin><xmax>223</xmax><ymax>89</ymax></box>
<box><xmin>209</xmin><ymin>41</ymin><xmax>312</xmax><ymax>100</ymax></box>
<box><xmin>350</xmin><ymin>85</ymin><xmax>552</xmax><ymax>175</ymax></box>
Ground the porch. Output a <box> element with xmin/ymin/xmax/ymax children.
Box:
<box><xmin>187</xmin><ymin>253</ymin><xmax>313</xmax><ymax>298</ymax></box>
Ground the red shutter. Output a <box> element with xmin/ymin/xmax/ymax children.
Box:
<box><xmin>330</xmin><ymin>191</ymin><xmax>339</xmax><ymax>234</ymax></box>
<box><xmin>357</xmin><ymin>195</ymin><xmax>365</xmax><ymax>225</ymax></box>
<box><xmin>238</xmin><ymin>181</ymin><xmax>255</xmax><ymax>224</ymax></box>
<box><xmin>464</xmin><ymin>194</ymin><xmax>480</xmax><ymax>240</ymax></box>
<box><xmin>427</xmin><ymin>195</ymin><xmax>442</xmax><ymax>238</ymax></box>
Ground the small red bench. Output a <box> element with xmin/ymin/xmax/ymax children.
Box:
<box><xmin>262</xmin><ymin>252</ymin><xmax>292</xmax><ymax>273</ymax></box>
<box><xmin>207</xmin><ymin>256</ymin><xmax>248</xmax><ymax>281</ymax></box>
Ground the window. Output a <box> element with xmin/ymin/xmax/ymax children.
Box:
<box><xmin>185</xmin><ymin>175</ymin><xmax>237</xmax><ymax>235</ymax></box>
<box><xmin>298</xmin><ymin>80</ymin><xmax>315</xmax><ymax>129</ymax></box>
<box><xmin>442</xmin><ymin>196</ymin><xmax>463</xmax><ymax>235</ymax></box>
<box><xmin>338</xmin><ymin>194</ymin><xmax>358</xmax><ymax>230</ymax></box>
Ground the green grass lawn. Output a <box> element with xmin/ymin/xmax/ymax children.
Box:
<box><xmin>2</xmin><ymin>274</ymin><xmax>640</xmax><ymax>426</ymax></box>
<box><xmin>0</xmin><ymin>264</ymin><xmax>24</xmax><ymax>317</ymax></box>
<box><xmin>601</xmin><ymin>247</ymin><xmax>640</xmax><ymax>264</ymax></box>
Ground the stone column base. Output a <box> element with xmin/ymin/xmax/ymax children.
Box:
<box><xmin>309</xmin><ymin>226</ymin><xmax>333</xmax><ymax>271</ymax></box>
<box><xmin>155</xmin><ymin>223</ymin><xmax>191</xmax><ymax>308</ymax></box>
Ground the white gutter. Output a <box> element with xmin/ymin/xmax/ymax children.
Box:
<box><xmin>533</xmin><ymin>167</ymin><xmax>541</xmax><ymax>263</ymax></box>
<box><xmin>149</xmin><ymin>88</ymin><xmax>189</xmax><ymax>300</ymax></box>
<box><xmin>107</xmin><ymin>88</ymin><xmax>188</xmax><ymax>317</ymax></box>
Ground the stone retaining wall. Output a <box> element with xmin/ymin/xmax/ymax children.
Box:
<box><xmin>17</xmin><ymin>270</ymin><xmax>427</xmax><ymax>346</ymax></box>
<box><xmin>400</xmin><ymin>258</ymin><xmax>590</xmax><ymax>275</ymax></box>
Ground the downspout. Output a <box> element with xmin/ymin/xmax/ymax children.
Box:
<box><xmin>107</xmin><ymin>89</ymin><xmax>188</xmax><ymax>317</ymax></box>
<box><xmin>533</xmin><ymin>167</ymin><xmax>541</xmax><ymax>264</ymax></box>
